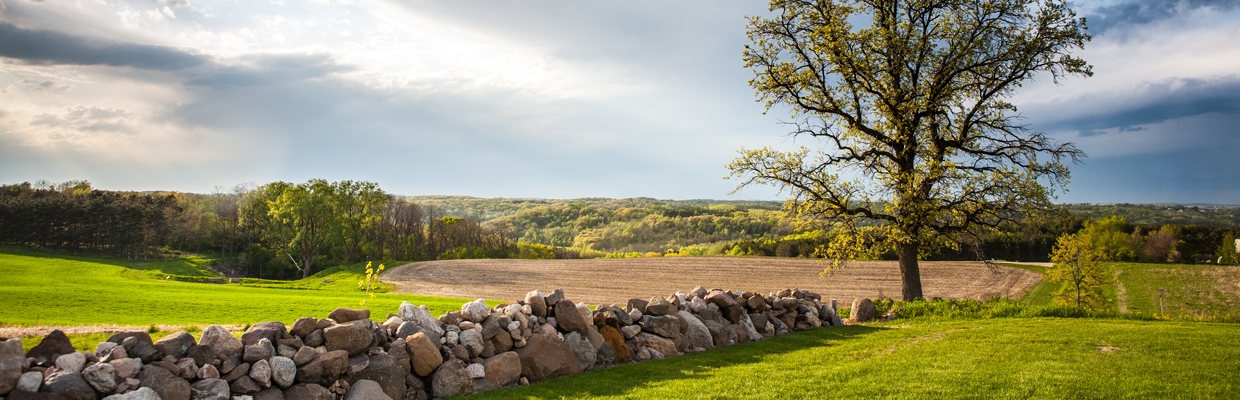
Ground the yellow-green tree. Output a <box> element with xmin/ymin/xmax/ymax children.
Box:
<box><xmin>1048</xmin><ymin>232</ymin><xmax>1110</xmax><ymax>309</ymax></box>
<box><xmin>728</xmin><ymin>0</ymin><xmax>1091</xmax><ymax>300</ymax></box>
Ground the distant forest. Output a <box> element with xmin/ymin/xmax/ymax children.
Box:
<box><xmin>2</xmin><ymin>181</ymin><xmax>1237</xmax><ymax>280</ymax></box>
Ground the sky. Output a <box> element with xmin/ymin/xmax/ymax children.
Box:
<box><xmin>0</xmin><ymin>0</ymin><xmax>1236</xmax><ymax>204</ymax></box>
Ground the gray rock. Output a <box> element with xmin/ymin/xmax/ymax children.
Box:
<box><xmin>292</xmin><ymin>347</ymin><xmax>316</xmax><ymax>367</ymax></box>
<box><xmin>54</xmin><ymin>352</ymin><xmax>86</xmax><ymax>374</ymax></box>
<box><xmin>284</xmin><ymin>383</ymin><xmax>334</xmax><ymax>400</ymax></box>
<box><xmin>344</xmin><ymin>379</ymin><xmax>391</xmax><ymax>400</ymax></box>
<box><xmin>1</xmin><ymin>339</ymin><xmax>28</xmax><ymax>394</ymax></box>
<box><xmin>82</xmin><ymin>361</ymin><xmax>118</xmax><ymax>393</ymax></box>
<box><xmin>290</xmin><ymin>317</ymin><xmax>318</xmax><ymax>338</ymax></box>
<box><xmin>393</xmin><ymin>322</ymin><xmax>420</xmax><ymax>342</ymax></box>
<box><xmin>268</xmin><ymin>357</ymin><xmax>295</xmax><ymax>388</ymax></box>
<box><xmin>294</xmin><ymin>350</ymin><xmax>347</xmax><ymax>386</ymax></box>
<box><xmin>189</xmin><ymin>378</ymin><xmax>229</xmax><ymax>400</ymax></box>
<box><xmin>16</xmin><ymin>371</ymin><xmax>43</xmax><ymax>392</ymax></box>
<box><xmin>523</xmin><ymin>291</ymin><xmax>547</xmax><ymax>318</ymax></box>
<box><xmin>229</xmin><ymin>375</ymin><xmax>261</xmax><ymax>395</ymax></box>
<box><xmin>562</xmin><ymin>332</ymin><xmax>596</xmax><ymax>372</ymax></box>
<box><xmin>302</xmin><ymin>329</ymin><xmax>324</xmax><ymax>348</ymax></box>
<box><xmin>346</xmin><ymin>354</ymin><xmax>404</xmax><ymax>400</ymax></box>
<box><xmin>185</xmin><ymin>345</ymin><xmax>215</xmax><ymax>368</ymax></box>
<box><xmin>127</xmin><ymin>341</ymin><xmax>162</xmax><ymax>363</ymax></box>
<box><xmin>850</xmin><ymin>298</ymin><xmax>877</xmax><ymax>322</ymax></box>
<box><xmin>481</xmin><ymin>352</ymin><xmax>520</xmax><ymax>387</ymax></box>
<box><xmin>25</xmin><ymin>330</ymin><xmax>74</xmax><ymax>367</ymax></box>
<box><xmin>139</xmin><ymin>363</ymin><xmax>191</xmax><ymax>400</ymax></box>
<box><xmin>328</xmin><ymin>308</ymin><xmax>371</xmax><ymax>324</ymax></box>
<box><xmin>200</xmin><ymin>325</ymin><xmax>244</xmax><ymax>359</ymax></box>
<box><xmin>430</xmin><ymin>360</ymin><xmax>472</xmax><ymax>399</ymax></box>
<box><xmin>43</xmin><ymin>370</ymin><xmax>98</xmax><ymax>400</ymax></box>
<box><xmin>513</xmin><ymin>333</ymin><xmax>579</xmax><ymax>382</ymax></box>
<box><xmin>241</xmin><ymin>322</ymin><xmax>286</xmax><ymax>347</ymax></box>
<box><xmin>242</xmin><ymin>340</ymin><xmax>274</xmax><ymax>364</ymax></box>
<box><xmin>644</xmin><ymin>296</ymin><xmax>673</xmax><ymax>316</ymax></box>
<box><xmin>544</xmin><ymin>289</ymin><xmax>565</xmax><ymax>306</ymax></box>
<box><xmin>397</xmin><ymin>302</ymin><xmax>445</xmax><ymax>338</ymax></box>
<box><xmin>458</xmin><ymin>330</ymin><xmax>483</xmax><ymax>358</ymax></box>
<box><xmin>252</xmin><ymin>387</ymin><xmax>284</xmax><ymax>400</ymax></box>
<box><xmin>679</xmin><ymin>310</ymin><xmax>715</xmax><ymax>351</ymax></box>
<box><xmin>249</xmin><ymin>359</ymin><xmax>271</xmax><ymax>388</ymax></box>
<box><xmin>109</xmin><ymin>358</ymin><xmax>141</xmax><ymax>379</ymax></box>
<box><xmin>121</xmin><ymin>387</ymin><xmax>162</xmax><ymax>400</ymax></box>
<box><xmin>460</xmin><ymin>300</ymin><xmax>490</xmax><ymax>323</ymax></box>
<box><xmin>324</xmin><ymin>321</ymin><xmax>373</xmax><ymax>356</ymax></box>
<box><xmin>154</xmin><ymin>331</ymin><xmax>197</xmax><ymax>360</ymax></box>
<box><xmin>638</xmin><ymin>315</ymin><xmax>681</xmax><ymax>339</ymax></box>
<box><xmin>197</xmin><ymin>364</ymin><xmax>220</xmax><ymax>380</ymax></box>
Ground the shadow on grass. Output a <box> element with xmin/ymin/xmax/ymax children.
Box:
<box><xmin>470</xmin><ymin>325</ymin><xmax>890</xmax><ymax>399</ymax></box>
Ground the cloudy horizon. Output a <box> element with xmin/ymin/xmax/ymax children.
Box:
<box><xmin>0</xmin><ymin>0</ymin><xmax>1237</xmax><ymax>204</ymax></box>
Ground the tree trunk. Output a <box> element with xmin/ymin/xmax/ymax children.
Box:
<box><xmin>898</xmin><ymin>241</ymin><xmax>924</xmax><ymax>301</ymax></box>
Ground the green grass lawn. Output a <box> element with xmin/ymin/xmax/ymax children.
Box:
<box><xmin>1113</xmin><ymin>262</ymin><xmax>1240</xmax><ymax>319</ymax></box>
<box><xmin>0</xmin><ymin>246</ymin><xmax>489</xmax><ymax>327</ymax></box>
<box><xmin>472</xmin><ymin>318</ymin><xmax>1238</xmax><ymax>399</ymax></box>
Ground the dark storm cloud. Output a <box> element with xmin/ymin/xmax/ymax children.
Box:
<box><xmin>184</xmin><ymin>53</ymin><xmax>354</xmax><ymax>88</ymax></box>
<box><xmin>1086</xmin><ymin>0</ymin><xmax>1240</xmax><ymax>33</ymax></box>
<box><xmin>0</xmin><ymin>22</ymin><xmax>208</xmax><ymax>70</ymax></box>
<box><xmin>1029</xmin><ymin>75</ymin><xmax>1240</xmax><ymax>133</ymax></box>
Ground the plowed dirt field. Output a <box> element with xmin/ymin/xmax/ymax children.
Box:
<box><xmin>382</xmin><ymin>257</ymin><xmax>1042</xmax><ymax>305</ymax></box>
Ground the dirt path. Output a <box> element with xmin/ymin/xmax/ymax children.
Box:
<box><xmin>382</xmin><ymin>257</ymin><xmax>1043</xmax><ymax>305</ymax></box>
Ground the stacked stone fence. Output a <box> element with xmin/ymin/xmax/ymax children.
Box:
<box><xmin>0</xmin><ymin>286</ymin><xmax>865</xmax><ymax>400</ymax></box>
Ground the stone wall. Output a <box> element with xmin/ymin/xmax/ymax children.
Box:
<box><xmin>0</xmin><ymin>286</ymin><xmax>844</xmax><ymax>400</ymax></box>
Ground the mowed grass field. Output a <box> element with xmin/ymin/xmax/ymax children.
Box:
<box><xmin>472</xmin><ymin>318</ymin><xmax>1239</xmax><ymax>399</ymax></box>
<box><xmin>0</xmin><ymin>246</ymin><xmax>488</xmax><ymax>327</ymax></box>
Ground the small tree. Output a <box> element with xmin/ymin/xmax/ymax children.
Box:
<box><xmin>1217</xmin><ymin>233</ymin><xmax>1239</xmax><ymax>265</ymax></box>
<box><xmin>1048</xmin><ymin>232</ymin><xmax>1110</xmax><ymax>309</ymax></box>
<box><xmin>358</xmin><ymin>261</ymin><xmax>385</xmax><ymax>310</ymax></box>
<box><xmin>1143</xmin><ymin>224</ymin><xmax>1179</xmax><ymax>262</ymax></box>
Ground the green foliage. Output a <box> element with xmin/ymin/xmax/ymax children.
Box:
<box><xmin>1068</xmin><ymin>203</ymin><xmax>1240</xmax><ymax>227</ymax></box>
<box><xmin>1076</xmin><ymin>216</ymin><xmax>1143</xmax><ymax>261</ymax></box>
<box><xmin>517</xmin><ymin>243</ymin><xmax>556</xmax><ymax>260</ymax></box>
<box><xmin>730</xmin><ymin>0</ymin><xmax>1091</xmax><ymax>300</ymax></box>
<box><xmin>1048</xmin><ymin>232</ymin><xmax>1112</xmax><ymax>309</ymax></box>
<box><xmin>1217</xmin><ymin>233</ymin><xmax>1239</xmax><ymax>265</ymax></box>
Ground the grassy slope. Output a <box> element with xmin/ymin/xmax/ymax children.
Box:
<box><xmin>474</xmin><ymin>318</ymin><xmax>1238</xmax><ymax>399</ymax></box>
<box><xmin>0</xmin><ymin>246</ymin><xmax>489</xmax><ymax>327</ymax></box>
<box><xmin>1113</xmin><ymin>262</ymin><xmax>1240</xmax><ymax>319</ymax></box>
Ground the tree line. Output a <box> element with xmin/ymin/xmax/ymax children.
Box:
<box><xmin>0</xmin><ymin>180</ymin><xmax>514</xmax><ymax>279</ymax></box>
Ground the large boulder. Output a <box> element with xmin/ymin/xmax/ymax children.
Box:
<box><xmin>747</xmin><ymin>294</ymin><xmax>769</xmax><ymax>312</ymax></box>
<box><xmin>42</xmin><ymin>370</ymin><xmax>96</xmax><ymax>400</ymax></box>
<box><xmin>109</xmin><ymin>358</ymin><xmax>141</xmax><ymax>380</ymax></box>
<box><xmin>25</xmin><ymin>330</ymin><xmax>74</xmax><ymax>366</ymax></box>
<box><xmin>53</xmin><ymin>352</ymin><xmax>85</xmax><ymax>374</ymax></box>
<box><xmin>638</xmin><ymin>315</ymin><xmax>681</xmax><ymax>339</ymax></box>
<box><xmin>152</xmin><ymin>332</ymin><xmax>196</xmax><ymax>361</ymax></box>
<box><xmin>344</xmin><ymin>379</ymin><xmax>391</xmax><ymax>400</ymax></box>
<box><xmin>405</xmin><ymin>332</ymin><xmax>442</xmax><ymax>377</ymax></box>
<box><xmin>524</xmin><ymin>291</ymin><xmax>547</xmax><ymax>318</ymax></box>
<box><xmin>268</xmin><ymin>356</ymin><xmax>296</xmax><ymax>388</ymax></box>
<box><xmin>544</xmin><ymin>289</ymin><xmax>565</xmax><ymax>307</ymax></box>
<box><xmin>679</xmin><ymin>311</ymin><xmax>714</xmax><ymax>351</ymax></box>
<box><xmin>242</xmin><ymin>339</ymin><xmax>275</xmax><ymax>364</ymax></box>
<box><xmin>430</xmin><ymin>360</ymin><xmax>472</xmax><ymax>399</ymax></box>
<box><xmin>199</xmin><ymin>325</ymin><xmax>243</xmax><ymax>359</ymax></box>
<box><xmin>481</xmin><ymin>352</ymin><xmax>520</xmax><ymax>387</ymax></box>
<box><xmin>460</xmin><ymin>299</ymin><xmax>490</xmax><ymax>323</ymax></box>
<box><xmin>633</xmin><ymin>333</ymin><xmax>680</xmax><ymax>358</ymax></box>
<box><xmin>513</xmin><ymin>333</ymin><xmax>579</xmax><ymax>382</ymax></box>
<box><xmin>295</xmin><ymin>350</ymin><xmax>348</xmax><ymax>385</ymax></box>
<box><xmin>189</xmin><ymin>378</ymin><xmax>230</xmax><ymax>400</ymax></box>
<box><xmin>81</xmin><ymin>362</ymin><xmax>118</xmax><ymax>393</ymax></box>
<box><xmin>324</xmin><ymin>320</ymin><xmax>374</xmax><ymax>356</ymax></box>
<box><xmin>552</xmin><ymin>300</ymin><xmax>588</xmax><ymax>334</ymax></box>
<box><xmin>458</xmin><ymin>330</ymin><xmax>484</xmax><ymax>358</ymax></box>
<box><xmin>138</xmin><ymin>365</ymin><xmax>191</xmax><ymax>400</ymax></box>
<box><xmin>290</xmin><ymin>317</ymin><xmax>318</xmax><ymax>338</ymax></box>
<box><xmin>241</xmin><ymin>322</ymin><xmax>287</xmax><ymax>346</ymax></box>
<box><xmin>851</xmin><ymin>298</ymin><xmax>877</xmax><ymax>322</ymax></box>
<box><xmin>249</xmin><ymin>359</ymin><xmax>272</xmax><ymax>388</ymax></box>
<box><xmin>1</xmin><ymin>339</ymin><xmax>26</xmax><ymax>395</ymax></box>
<box><xmin>562</xmin><ymin>332</ymin><xmax>596</xmax><ymax>372</ymax></box>
<box><xmin>328</xmin><ymin>308</ymin><xmax>371</xmax><ymax>324</ymax></box>
<box><xmin>284</xmin><ymin>383</ymin><xmax>335</xmax><ymax>400</ymax></box>
<box><xmin>705</xmin><ymin>291</ymin><xmax>739</xmax><ymax>308</ymax></box>
<box><xmin>397</xmin><ymin>302</ymin><xmax>445</xmax><ymax>338</ymax></box>
<box><xmin>346</xmin><ymin>354</ymin><xmax>404</xmax><ymax>400</ymax></box>
<box><xmin>644</xmin><ymin>296</ymin><xmax>673</xmax><ymax>316</ymax></box>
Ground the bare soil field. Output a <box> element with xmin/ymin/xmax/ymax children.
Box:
<box><xmin>382</xmin><ymin>257</ymin><xmax>1043</xmax><ymax>305</ymax></box>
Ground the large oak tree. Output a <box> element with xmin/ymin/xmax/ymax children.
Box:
<box><xmin>729</xmin><ymin>0</ymin><xmax>1092</xmax><ymax>300</ymax></box>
